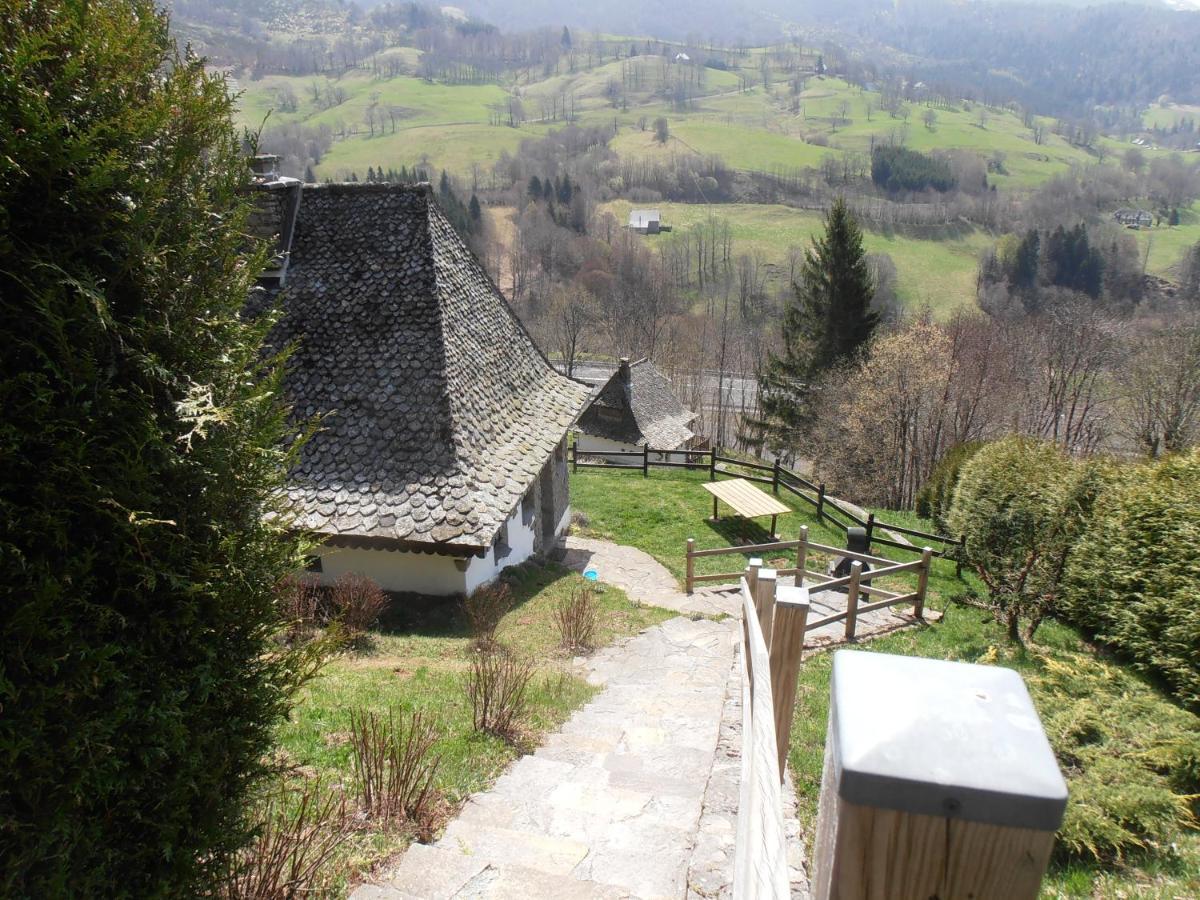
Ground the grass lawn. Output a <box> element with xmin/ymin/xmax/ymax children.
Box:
<box><xmin>277</xmin><ymin>561</ymin><xmax>672</xmax><ymax>894</ymax></box>
<box><xmin>1135</xmin><ymin>201</ymin><xmax>1200</xmax><ymax>278</ymax></box>
<box><xmin>570</xmin><ymin>466</ymin><xmax>1200</xmax><ymax>898</ymax></box>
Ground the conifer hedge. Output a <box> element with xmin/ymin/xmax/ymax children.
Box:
<box><xmin>1063</xmin><ymin>451</ymin><xmax>1200</xmax><ymax>710</ymax></box>
<box><xmin>0</xmin><ymin>2</ymin><xmax>310</xmax><ymax>893</ymax></box>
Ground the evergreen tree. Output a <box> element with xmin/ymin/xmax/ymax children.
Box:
<box><xmin>558</xmin><ymin>176</ymin><xmax>573</xmax><ymax>205</ymax></box>
<box><xmin>0</xmin><ymin>0</ymin><xmax>313</xmax><ymax>892</ymax></box>
<box><xmin>469</xmin><ymin>193</ymin><xmax>482</xmax><ymax>221</ymax></box>
<box><xmin>561</xmin><ymin>26</ymin><xmax>572</xmax><ymax>49</ymax></box>
<box><xmin>367</xmin><ymin>165</ymin><xmax>376</xmax><ymax>182</ymax></box>
<box><xmin>304</xmin><ymin>164</ymin><xmax>316</xmax><ymax>182</ymax></box>
<box><xmin>751</xmin><ymin>199</ymin><xmax>876</xmax><ymax>453</ymax></box>
<box><xmin>528</xmin><ymin>174</ymin><xmax>543</xmax><ymax>199</ymax></box>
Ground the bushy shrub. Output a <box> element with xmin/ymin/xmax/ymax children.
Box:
<box><xmin>462</xmin><ymin>582</ymin><xmax>514</xmax><ymax>649</ymax></box>
<box><xmin>947</xmin><ymin>438</ymin><xmax>1111</xmax><ymax>643</ymax></box>
<box><xmin>329</xmin><ymin>573</ymin><xmax>388</xmax><ymax>635</ymax></box>
<box><xmin>276</xmin><ymin>574</ymin><xmax>324</xmax><ymax>644</ymax></box>
<box><xmin>1063</xmin><ymin>450</ymin><xmax>1200</xmax><ymax>708</ymax></box>
<box><xmin>915</xmin><ymin>441</ymin><xmax>984</xmax><ymax>531</ymax></box>
<box><xmin>0</xmin><ymin>2</ymin><xmax>313</xmax><ymax>893</ymax></box>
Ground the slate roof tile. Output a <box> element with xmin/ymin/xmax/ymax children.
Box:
<box><xmin>577</xmin><ymin>358</ymin><xmax>697</xmax><ymax>449</ymax></box>
<box><xmin>262</xmin><ymin>183</ymin><xmax>590</xmax><ymax>551</ymax></box>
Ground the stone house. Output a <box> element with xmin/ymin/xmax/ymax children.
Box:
<box><xmin>250</xmin><ymin>163</ymin><xmax>590</xmax><ymax>595</ymax></box>
<box><xmin>575</xmin><ymin>358</ymin><xmax>700</xmax><ymax>463</ymax></box>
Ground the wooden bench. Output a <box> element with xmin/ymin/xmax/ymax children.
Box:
<box><xmin>703</xmin><ymin>478</ymin><xmax>791</xmax><ymax>537</ymax></box>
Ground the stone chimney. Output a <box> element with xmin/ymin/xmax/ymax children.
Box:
<box><xmin>248</xmin><ymin>154</ymin><xmax>280</xmax><ymax>181</ymax></box>
<box><xmin>618</xmin><ymin>357</ymin><xmax>631</xmax><ymax>384</ymax></box>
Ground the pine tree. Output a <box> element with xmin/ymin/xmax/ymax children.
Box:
<box><xmin>750</xmin><ymin>198</ymin><xmax>876</xmax><ymax>454</ymax></box>
<box><xmin>527</xmin><ymin>174</ymin><xmax>542</xmax><ymax>199</ymax></box>
<box><xmin>561</xmin><ymin>26</ymin><xmax>572</xmax><ymax>49</ymax></box>
<box><xmin>469</xmin><ymin>193</ymin><xmax>482</xmax><ymax>221</ymax></box>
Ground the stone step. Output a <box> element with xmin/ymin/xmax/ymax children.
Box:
<box><xmin>356</xmin><ymin>842</ymin><xmax>631</xmax><ymax>899</ymax></box>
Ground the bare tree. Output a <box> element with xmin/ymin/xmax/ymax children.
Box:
<box><xmin>1119</xmin><ymin>320</ymin><xmax>1200</xmax><ymax>457</ymax></box>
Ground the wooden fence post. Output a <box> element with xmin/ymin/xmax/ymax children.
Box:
<box><xmin>753</xmin><ymin>567</ymin><xmax>778</xmax><ymax>652</ymax></box>
<box><xmin>772</xmin><ymin>458</ymin><xmax>781</xmax><ymax>494</ymax></box>
<box><xmin>816</xmin><ymin>483</ymin><xmax>826</xmax><ymax>523</ymax></box>
<box><xmin>844</xmin><ymin>561</ymin><xmax>862</xmax><ymax>641</ymax></box>
<box><xmin>865</xmin><ymin>513</ymin><xmax>875</xmax><ymax>553</ymax></box>
<box><xmin>956</xmin><ymin>534</ymin><xmax>966</xmax><ymax>577</ymax></box>
<box><xmin>812</xmin><ymin>651</ymin><xmax>1067</xmax><ymax>900</ymax></box>
<box><xmin>769</xmin><ymin>585</ymin><xmax>810</xmax><ymax>778</ymax></box>
<box><xmin>746</xmin><ymin>558</ymin><xmax>762</xmax><ymax>608</ymax></box>
<box><xmin>709</xmin><ymin>446</ymin><xmax>717</xmax><ymax>482</ymax></box>
<box><xmin>642</xmin><ymin>444</ymin><xmax>649</xmax><ymax>477</ymax></box>
<box><xmin>796</xmin><ymin>525</ymin><xmax>809</xmax><ymax>587</ymax></box>
<box><xmin>686</xmin><ymin>538</ymin><xmax>696</xmax><ymax>595</ymax></box>
<box><xmin>571</xmin><ymin>442</ymin><xmax>577</xmax><ymax>473</ymax></box>
<box><xmin>913</xmin><ymin>547</ymin><xmax>933</xmax><ymax>619</ymax></box>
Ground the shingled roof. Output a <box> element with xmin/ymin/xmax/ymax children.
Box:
<box><xmin>577</xmin><ymin>358</ymin><xmax>697</xmax><ymax>449</ymax></box>
<box><xmin>262</xmin><ymin>182</ymin><xmax>590</xmax><ymax>555</ymax></box>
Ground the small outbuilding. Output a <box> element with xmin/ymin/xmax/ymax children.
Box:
<box><xmin>249</xmin><ymin>163</ymin><xmax>590</xmax><ymax>595</ymax></box>
<box><xmin>575</xmin><ymin>358</ymin><xmax>699</xmax><ymax>463</ymax></box>
<box><xmin>628</xmin><ymin>208</ymin><xmax>668</xmax><ymax>234</ymax></box>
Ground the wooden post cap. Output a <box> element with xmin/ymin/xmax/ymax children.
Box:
<box><xmin>829</xmin><ymin>651</ymin><xmax>1067</xmax><ymax>831</ymax></box>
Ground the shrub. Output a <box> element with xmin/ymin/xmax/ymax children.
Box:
<box><xmin>467</xmin><ymin>649</ymin><xmax>535</xmax><ymax>742</ymax></box>
<box><xmin>1032</xmin><ymin>653</ymin><xmax>1200</xmax><ymax>862</ymax></box>
<box><xmin>0</xmin><ymin>2</ymin><xmax>314</xmax><ymax>892</ymax></box>
<box><xmin>1063</xmin><ymin>450</ymin><xmax>1200</xmax><ymax>708</ymax></box>
<box><xmin>276</xmin><ymin>574</ymin><xmax>324</xmax><ymax>644</ymax></box>
<box><xmin>329</xmin><ymin>573</ymin><xmax>388</xmax><ymax>635</ymax></box>
<box><xmin>915</xmin><ymin>441</ymin><xmax>984</xmax><ymax>531</ymax></box>
<box><xmin>554</xmin><ymin>583</ymin><xmax>600</xmax><ymax>652</ymax></box>
<box><xmin>348</xmin><ymin>708</ymin><xmax>441</xmax><ymax>834</ymax></box>
<box><xmin>218</xmin><ymin>781</ymin><xmax>347</xmax><ymax>899</ymax></box>
<box><xmin>947</xmin><ymin>437</ymin><xmax>1111</xmax><ymax>643</ymax></box>
<box><xmin>462</xmin><ymin>582</ymin><xmax>514</xmax><ymax>649</ymax></box>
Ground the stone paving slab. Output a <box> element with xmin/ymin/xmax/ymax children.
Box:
<box><xmin>355</xmin><ymin>615</ymin><xmax>738</xmax><ymax>899</ymax></box>
<box><xmin>559</xmin><ymin>536</ymin><xmax>739</xmax><ymax>617</ymax></box>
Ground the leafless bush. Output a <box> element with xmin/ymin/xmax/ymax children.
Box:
<box><xmin>219</xmin><ymin>781</ymin><xmax>347</xmax><ymax>899</ymax></box>
<box><xmin>348</xmin><ymin>708</ymin><xmax>441</xmax><ymax>833</ymax></box>
<box><xmin>553</xmin><ymin>584</ymin><xmax>600</xmax><ymax>652</ymax></box>
<box><xmin>275</xmin><ymin>574</ymin><xmax>323</xmax><ymax>644</ymax></box>
<box><xmin>462</xmin><ymin>583</ymin><xmax>513</xmax><ymax>649</ymax></box>
<box><xmin>467</xmin><ymin>649</ymin><xmax>534</xmax><ymax>741</ymax></box>
<box><xmin>329</xmin><ymin>573</ymin><xmax>388</xmax><ymax>635</ymax></box>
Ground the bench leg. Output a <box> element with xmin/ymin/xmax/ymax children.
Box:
<box><xmin>711</xmin><ymin>495</ymin><xmax>719</xmax><ymax>521</ymax></box>
<box><xmin>771</xmin><ymin>514</ymin><xmax>778</xmax><ymax>537</ymax></box>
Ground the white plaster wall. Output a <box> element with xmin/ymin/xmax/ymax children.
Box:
<box><xmin>576</xmin><ymin>433</ymin><xmax>641</xmax><ymax>465</ymax></box>
<box><xmin>576</xmin><ymin>433</ymin><xmax>692</xmax><ymax>465</ymax></box>
<box><xmin>463</xmin><ymin>502</ymin><xmax>537</xmax><ymax>595</ymax></box>
<box><xmin>316</xmin><ymin>545</ymin><xmax>466</xmax><ymax>595</ymax></box>
<box><xmin>315</xmin><ymin>501</ymin><xmax>541</xmax><ymax>598</ymax></box>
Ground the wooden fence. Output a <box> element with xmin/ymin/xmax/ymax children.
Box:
<box><xmin>687</xmin><ymin>526</ymin><xmax>932</xmax><ymax>642</ymax></box>
<box><xmin>734</xmin><ymin>563</ymin><xmax>811</xmax><ymax>897</ymax></box>
<box><xmin>570</xmin><ymin>443</ymin><xmax>962</xmax><ymax>561</ymax></box>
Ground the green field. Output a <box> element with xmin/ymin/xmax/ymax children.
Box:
<box><xmin>600</xmin><ymin>200</ymin><xmax>992</xmax><ymax>318</ymax></box>
<box><xmin>1135</xmin><ymin>201</ymin><xmax>1200</xmax><ymax>277</ymax></box>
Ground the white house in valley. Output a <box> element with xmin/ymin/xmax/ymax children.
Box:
<box><xmin>574</xmin><ymin>357</ymin><xmax>700</xmax><ymax>463</ymax></box>
<box><xmin>249</xmin><ymin>159</ymin><xmax>590</xmax><ymax>595</ymax></box>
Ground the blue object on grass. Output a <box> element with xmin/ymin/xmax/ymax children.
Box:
<box><xmin>583</xmin><ymin>568</ymin><xmax>599</xmax><ymax>581</ymax></box>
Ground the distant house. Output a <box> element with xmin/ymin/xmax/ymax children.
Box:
<box><xmin>628</xmin><ymin>208</ymin><xmax>670</xmax><ymax>234</ymax></box>
<box><xmin>1114</xmin><ymin>207</ymin><xmax>1154</xmax><ymax>228</ymax></box>
<box><xmin>248</xmin><ymin>159</ymin><xmax>590</xmax><ymax>595</ymax></box>
<box><xmin>674</xmin><ymin>52</ymin><xmax>691</xmax><ymax>63</ymax></box>
<box><xmin>575</xmin><ymin>358</ymin><xmax>699</xmax><ymax>463</ymax></box>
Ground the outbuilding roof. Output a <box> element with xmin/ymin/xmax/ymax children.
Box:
<box><xmin>256</xmin><ymin>182</ymin><xmax>590</xmax><ymax>554</ymax></box>
<box><xmin>577</xmin><ymin>358</ymin><xmax>697</xmax><ymax>449</ymax></box>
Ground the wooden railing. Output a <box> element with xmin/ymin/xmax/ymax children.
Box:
<box><xmin>687</xmin><ymin>527</ymin><xmax>933</xmax><ymax>641</ymax></box>
<box><xmin>734</xmin><ymin>566</ymin><xmax>809</xmax><ymax>898</ymax></box>
<box><xmin>570</xmin><ymin>443</ymin><xmax>963</xmax><ymax>561</ymax></box>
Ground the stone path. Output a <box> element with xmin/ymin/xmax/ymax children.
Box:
<box><xmin>354</xmin><ymin>615</ymin><xmax>743</xmax><ymax>899</ymax></box>
<box><xmin>560</xmin><ymin>535</ymin><xmax>937</xmax><ymax>651</ymax></box>
<box><xmin>355</xmin><ymin>538</ymin><xmax>931</xmax><ymax>899</ymax></box>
